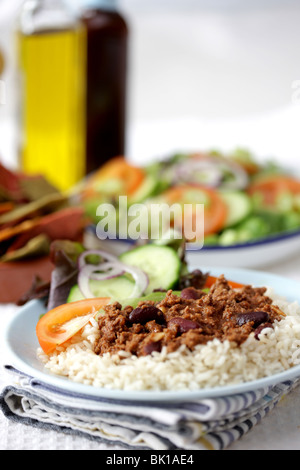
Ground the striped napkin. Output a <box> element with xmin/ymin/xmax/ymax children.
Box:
<box><xmin>1</xmin><ymin>365</ymin><xmax>299</xmax><ymax>451</ymax></box>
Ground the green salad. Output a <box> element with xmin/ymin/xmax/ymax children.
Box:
<box><xmin>80</xmin><ymin>149</ymin><xmax>300</xmax><ymax>246</ymax></box>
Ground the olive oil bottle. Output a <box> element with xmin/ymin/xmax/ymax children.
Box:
<box><xmin>17</xmin><ymin>0</ymin><xmax>86</xmax><ymax>191</ymax></box>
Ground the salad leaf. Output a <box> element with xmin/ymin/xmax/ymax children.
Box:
<box><xmin>19</xmin><ymin>175</ymin><xmax>60</xmax><ymax>202</ymax></box>
<box><xmin>47</xmin><ymin>240</ymin><xmax>85</xmax><ymax>311</ymax></box>
<box><xmin>0</xmin><ymin>163</ymin><xmax>24</xmax><ymax>202</ymax></box>
<box><xmin>0</xmin><ymin>162</ymin><xmax>62</xmax><ymax>205</ymax></box>
<box><xmin>1</xmin><ymin>234</ymin><xmax>50</xmax><ymax>262</ymax></box>
<box><xmin>49</xmin><ymin>240</ymin><xmax>85</xmax><ymax>265</ymax></box>
<box><xmin>7</xmin><ymin>207</ymin><xmax>85</xmax><ymax>252</ymax></box>
<box><xmin>0</xmin><ymin>192</ymin><xmax>68</xmax><ymax>226</ymax></box>
<box><xmin>17</xmin><ymin>275</ymin><xmax>51</xmax><ymax>306</ymax></box>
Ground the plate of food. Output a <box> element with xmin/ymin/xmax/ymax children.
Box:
<box><xmin>78</xmin><ymin>148</ymin><xmax>300</xmax><ymax>268</ymax></box>
<box><xmin>3</xmin><ymin>241</ymin><xmax>300</xmax><ymax>402</ymax></box>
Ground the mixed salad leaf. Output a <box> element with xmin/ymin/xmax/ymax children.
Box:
<box><xmin>0</xmin><ymin>162</ymin><xmax>86</xmax><ymax>303</ymax></box>
<box><xmin>80</xmin><ymin>150</ymin><xmax>300</xmax><ymax>246</ymax></box>
<box><xmin>24</xmin><ymin>238</ymin><xmax>189</xmax><ymax>309</ymax></box>
<box><xmin>0</xmin><ymin>163</ymin><xmax>86</xmax><ymax>264</ymax></box>
<box><xmin>26</xmin><ymin>237</ymin><xmax>244</xmax><ymax>312</ymax></box>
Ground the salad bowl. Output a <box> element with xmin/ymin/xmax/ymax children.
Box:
<box><xmin>81</xmin><ymin>150</ymin><xmax>300</xmax><ymax>269</ymax></box>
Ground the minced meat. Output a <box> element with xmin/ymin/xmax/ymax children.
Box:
<box><xmin>93</xmin><ymin>275</ymin><xmax>284</xmax><ymax>358</ymax></box>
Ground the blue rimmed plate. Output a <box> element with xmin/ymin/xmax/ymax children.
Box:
<box><xmin>3</xmin><ymin>267</ymin><xmax>300</xmax><ymax>402</ymax></box>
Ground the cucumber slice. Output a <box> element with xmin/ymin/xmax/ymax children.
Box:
<box><xmin>67</xmin><ymin>286</ymin><xmax>84</xmax><ymax>302</ymax></box>
<box><xmin>120</xmin><ymin>244</ymin><xmax>182</xmax><ymax>294</ymax></box>
<box><xmin>220</xmin><ymin>191</ymin><xmax>252</xmax><ymax>228</ymax></box>
<box><xmin>129</xmin><ymin>174</ymin><xmax>160</xmax><ymax>204</ymax></box>
<box><xmin>67</xmin><ymin>276</ymin><xmax>135</xmax><ymax>303</ymax></box>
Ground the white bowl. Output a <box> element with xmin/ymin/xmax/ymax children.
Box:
<box><xmin>85</xmin><ymin>227</ymin><xmax>300</xmax><ymax>269</ymax></box>
<box><xmin>186</xmin><ymin>230</ymin><xmax>300</xmax><ymax>268</ymax></box>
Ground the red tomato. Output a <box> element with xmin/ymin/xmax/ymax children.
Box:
<box><xmin>248</xmin><ymin>175</ymin><xmax>300</xmax><ymax>206</ymax></box>
<box><xmin>36</xmin><ymin>298</ymin><xmax>110</xmax><ymax>355</ymax></box>
<box><xmin>162</xmin><ymin>185</ymin><xmax>228</xmax><ymax>238</ymax></box>
<box><xmin>82</xmin><ymin>157</ymin><xmax>146</xmax><ymax>199</ymax></box>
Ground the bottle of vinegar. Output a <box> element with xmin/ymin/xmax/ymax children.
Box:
<box><xmin>78</xmin><ymin>0</ymin><xmax>128</xmax><ymax>174</ymax></box>
<box><xmin>17</xmin><ymin>0</ymin><xmax>86</xmax><ymax>191</ymax></box>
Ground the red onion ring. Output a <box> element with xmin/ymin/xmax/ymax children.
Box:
<box><xmin>78</xmin><ymin>250</ymin><xmax>149</xmax><ymax>299</ymax></box>
<box><xmin>174</xmin><ymin>160</ymin><xmax>222</xmax><ymax>188</ymax></box>
<box><xmin>78</xmin><ymin>250</ymin><xmax>120</xmax><ymax>269</ymax></box>
<box><xmin>172</xmin><ymin>156</ymin><xmax>248</xmax><ymax>190</ymax></box>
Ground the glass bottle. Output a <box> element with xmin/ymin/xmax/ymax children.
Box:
<box><xmin>78</xmin><ymin>0</ymin><xmax>128</xmax><ymax>175</ymax></box>
<box><xmin>17</xmin><ymin>0</ymin><xmax>86</xmax><ymax>191</ymax></box>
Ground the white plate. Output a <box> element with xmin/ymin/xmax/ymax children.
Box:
<box><xmin>3</xmin><ymin>267</ymin><xmax>300</xmax><ymax>402</ymax></box>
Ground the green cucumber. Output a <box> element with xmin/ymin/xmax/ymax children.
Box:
<box><xmin>128</xmin><ymin>173</ymin><xmax>160</xmax><ymax>204</ymax></box>
<box><xmin>220</xmin><ymin>191</ymin><xmax>252</xmax><ymax>228</ymax></box>
<box><xmin>67</xmin><ymin>276</ymin><xmax>135</xmax><ymax>303</ymax></box>
<box><xmin>120</xmin><ymin>244</ymin><xmax>182</xmax><ymax>294</ymax></box>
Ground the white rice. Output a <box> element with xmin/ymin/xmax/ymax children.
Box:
<box><xmin>37</xmin><ymin>288</ymin><xmax>300</xmax><ymax>391</ymax></box>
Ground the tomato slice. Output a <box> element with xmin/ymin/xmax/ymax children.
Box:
<box><xmin>161</xmin><ymin>185</ymin><xmax>228</xmax><ymax>238</ymax></box>
<box><xmin>248</xmin><ymin>175</ymin><xmax>300</xmax><ymax>206</ymax></box>
<box><xmin>36</xmin><ymin>297</ymin><xmax>110</xmax><ymax>355</ymax></box>
<box><xmin>82</xmin><ymin>157</ymin><xmax>145</xmax><ymax>200</ymax></box>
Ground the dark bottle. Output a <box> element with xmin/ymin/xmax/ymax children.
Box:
<box><xmin>79</xmin><ymin>0</ymin><xmax>128</xmax><ymax>175</ymax></box>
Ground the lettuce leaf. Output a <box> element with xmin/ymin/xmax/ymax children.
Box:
<box><xmin>47</xmin><ymin>240</ymin><xmax>85</xmax><ymax>311</ymax></box>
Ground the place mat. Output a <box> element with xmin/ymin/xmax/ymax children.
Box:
<box><xmin>1</xmin><ymin>365</ymin><xmax>299</xmax><ymax>451</ymax></box>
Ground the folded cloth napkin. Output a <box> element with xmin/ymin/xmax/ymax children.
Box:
<box><xmin>1</xmin><ymin>365</ymin><xmax>299</xmax><ymax>451</ymax></box>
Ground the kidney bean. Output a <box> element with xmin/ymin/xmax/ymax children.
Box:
<box><xmin>168</xmin><ymin>317</ymin><xmax>200</xmax><ymax>334</ymax></box>
<box><xmin>181</xmin><ymin>287</ymin><xmax>202</xmax><ymax>300</ymax></box>
<box><xmin>128</xmin><ymin>306</ymin><xmax>165</xmax><ymax>325</ymax></box>
<box><xmin>236</xmin><ymin>311</ymin><xmax>270</xmax><ymax>328</ymax></box>
<box><xmin>143</xmin><ymin>341</ymin><xmax>162</xmax><ymax>356</ymax></box>
<box><xmin>254</xmin><ymin>323</ymin><xmax>273</xmax><ymax>340</ymax></box>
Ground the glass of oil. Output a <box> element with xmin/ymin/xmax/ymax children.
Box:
<box><xmin>17</xmin><ymin>0</ymin><xmax>86</xmax><ymax>192</ymax></box>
